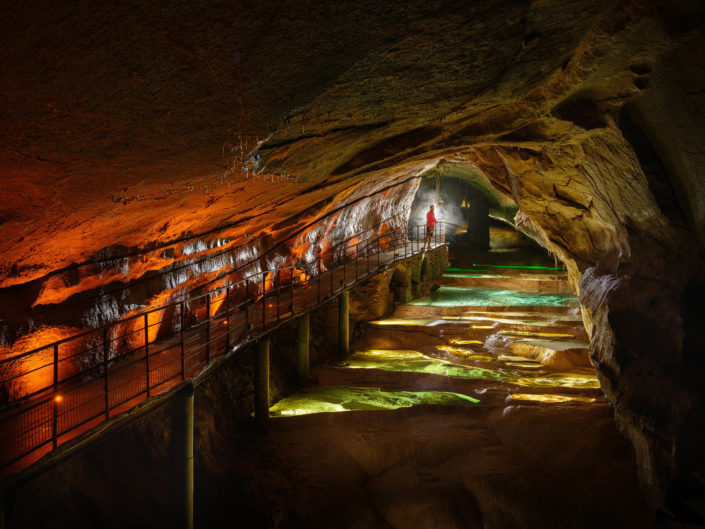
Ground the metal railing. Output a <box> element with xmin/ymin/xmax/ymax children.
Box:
<box><xmin>0</xmin><ymin>216</ymin><xmax>450</xmax><ymax>473</ymax></box>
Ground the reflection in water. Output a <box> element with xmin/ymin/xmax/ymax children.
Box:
<box><xmin>498</xmin><ymin>330</ymin><xmax>575</xmax><ymax>338</ymax></box>
<box><xmin>269</xmin><ymin>386</ymin><xmax>480</xmax><ymax>417</ymax></box>
<box><xmin>342</xmin><ymin>350</ymin><xmax>506</xmax><ymax>381</ymax></box>
<box><xmin>409</xmin><ymin>287</ymin><xmax>578</xmax><ymax>307</ymax></box>
<box><xmin>446</xmin><ymin>265</ymin><xmax>562</xmax><ymax>271</ymax></box>
<box><xmin>506</xmin><ymin>373</ymin><xmax>600</xmax><ymax>389</ymax></box>
<box><xmin>509</xmin><ymin>393</ymin><xmax>597</xmax><ymax>404</ymax></box>
<box><xmin>503</xmin><ymin>362</ymin><xmax>543</xmax><ymax>369</ymax></box>
<box><xmin>370</xmin><ymin>319</ymin><xmax>435</xmax><ymax>326</ymax></box>
<box><xmin>444</xmin><ymin>273</ymin><xmax>506</xmax><ymax>279</ymax></box>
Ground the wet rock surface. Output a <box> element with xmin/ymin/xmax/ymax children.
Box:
<box><xmin>206</xmin><ymin>264</ymin><xmax>652</xmax><ymax>529</ymax></box>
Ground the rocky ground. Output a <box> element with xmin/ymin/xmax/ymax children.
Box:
<box><xmin>196</xmin><ymin>264</ymin><xmax>653</xmax><ymax>529</ymax></box>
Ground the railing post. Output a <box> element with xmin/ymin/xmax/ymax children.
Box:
<box><xmin>290</xmin><ymin>277</ymin><xmax>295</xmax><ymax>314</ymax></box>
<box><xmin>144</xmin><ymin>313</ymin><xmax>150</xmax><ymax>397</ymax></box>
<box><xmin>261</xmin><ymin>273</ymin><xmax>266</xmax><ymax>327</ymax></box>
<box><xmin>52</xmin><ymin>343</ymin><xmax>59</xmax><ymax>449</ymax></box>
<box><xmin>180</xmin><ymin>302</ymin><xmax>186</xmax><ymax>380</ymax></box>
<box><xmin>205</xmin><ymin>295</ymin><xmax>211</xmax><ymax>364</ymax></box>
<box><xmin>182</xmin><ymin>382</ymin><xmax>194</xmax><ymax>529</ymax></box>
<box><xmin>245</xmin><ymin>280</ymin><xmax>250</xmax><ymax>331</ymax></box>
<box><xmin>0</xmin><ymin>489</ymin><xmax>5</xmax><ymax>529</ymax></box>
<box><xmin>225</xmin><ymin>286</ymin><xmax>231</xmax><ymax>350</ymax></box>
<box><xmin>355</xmin><ymin>242</ymin><xmax>359</xmax><ymax>281</ymax></box>
<box><xmin>103</xmin><ymin>327</ymin><xmax>109</xmax><ymax>420</ymax></box>
<box><xmin>377</xmin><ymin>236</ymin><xmax>380</xmax><ymax>269</ymax></box>
<box><xmin>405</xmin><ymin>226</ymin><xmax>408</xmax><ymax>259</ymax></box>
<box><xmin>338</xmin><ymin>291</ymin><xmax>349</xmax><ymax>355</ymax></box>
<box><xmin>276</xmin><ymin>285</ymin><xmax>281</xmax><ymax>321</ymax></box>
<box><xmin>366</xmin><ymin>239</ymin><xmax>370</xmax><ymax>275</ymax></box>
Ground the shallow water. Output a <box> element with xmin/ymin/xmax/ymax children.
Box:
<box><xmin>340</xmin><ymin>349</ymin><xmax>507</xmax><ymax>381</ymax></box>
<box><xmin>408</xmin><ymin>286</ymin><xmax>579</xmax><ymax>307</ymax></box>
<box><xmin>269</xmin><ymin>386</ymin><xmax>480</xmax><ymax>417</ymax></box>
<box><xmin>271</xmin><ymin>266</ymin><xmax>595</xmax><ymax>419</ymax></box>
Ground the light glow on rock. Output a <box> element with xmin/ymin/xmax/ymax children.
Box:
<box><xmin>269</xmin><ymin>386</ymin><xmax>480</xmax><ymax>417</ymax></box>
<box><xmin>341</xmin><ymin>350</ymin><xmax>506</xmax><ymax>381</ymax></box>
<box><xmin>506</xmin><ymin>373</ymin><xmax>600</xmax><ymax>389</ymax></box>
<box><xmin>370</xmin><ymin>319</ymin><xmax>435</xmax><ymax>326</ymax></box>
<box><xmin>509</xmin><ymin>393</ymin><xmax>597</xmax><ymax>404</ymax></box>
<box><xmin>497</xmin><ymin>330</ymin><xmax>576</xmax><ymax>338</ymax></box>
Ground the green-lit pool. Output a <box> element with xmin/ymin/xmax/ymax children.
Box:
<box><xmin>269</xmin><ymin>386</ymin><xmax>480</xmax><ymax>417</ymax></box>
<box><xmin>446</xmin><ymin>265</ymin><xmax>562</xmax><ymax>271</ymax></box>
<box><xmin>408</xmin><ymin>287</ymin><xmax>578</xmax><ymax>307</ymax></box>
<box><xmin>341</xmin><ymin>349</ymin><xmax>506</xmax><ymax>380</ymax></box>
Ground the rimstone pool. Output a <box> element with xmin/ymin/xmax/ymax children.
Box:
<box><xmin>228</xmin><ymin>261</ymin><xmax>649</xmax><ymax>529</ymax></box>
<box><xmin>269</xmin><ymin>265</ymin><xmax>597</xmax><ymax>417</ymax></box>
<box><xmin>407</xmin><ymin>286</ymin><xmax>578</xmax><ymax>308</ymax></box>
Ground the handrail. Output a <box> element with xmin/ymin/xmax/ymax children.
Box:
<box><xmin>3</xmin><ymin>213</ymin><xmax>410</xmax><ymax>363</ymax></box>
<box><xmin>0</xmin><ymin>216</ymin><xmax>453</xmax><ymax>473</ymax></box>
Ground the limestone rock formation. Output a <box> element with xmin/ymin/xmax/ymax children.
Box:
<box><xmin>1</xmin><ymin>0</ymin><xmax>705</xmax><ymax>521</ymax></box>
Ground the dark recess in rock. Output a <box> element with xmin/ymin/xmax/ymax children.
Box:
<box><xmin>551</xmin><ymin>94</ymin><xmax>606</xmax><ymax>130</ymax></box>
<box><xmin>618</xmin><ymin>105</ymin><xmax>689</xmax><ymax>229</ymax></box>
<box><xmin>331</xmin><ymin>126</ymin><xmax>442</xmax><ymax>176</ymax></box>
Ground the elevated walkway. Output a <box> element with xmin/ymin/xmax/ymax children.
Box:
<box><xmin>0</xmin><ymin>218</ymin><xmax>451</xmax><ymax>477</ymax></box>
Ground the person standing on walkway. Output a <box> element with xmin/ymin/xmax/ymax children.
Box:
<box><xmin>423</xmin><ymin>204</ymin><xmax>438</xmax><ymax>251</ymax></box>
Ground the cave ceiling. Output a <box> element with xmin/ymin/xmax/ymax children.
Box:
<box><xmin>1</xmin><ymin>0</ymin><xmax>701</xmax><ymax>290</ymax></box>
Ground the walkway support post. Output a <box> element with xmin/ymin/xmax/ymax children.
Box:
<box><xmin>183</xmin><ymin>382</ymin><xmax>194</xmax><ymax>529</ymax></box>
<box><xmin>338</xmin><ymin>291</ymin><xmax>349</xmax><ymax>355</ymax></box>
<box><xmin>296</xmin><ymin>314</ymin><xmax>310</xmax><ymax>384</ymax></box>
<box><xmin>255</xmin><ymin>338</ymin><xmax>270</xmax><ymax>432</ymax></box>
<box><xmin>0</xmin><ymin>489</ymin><xmax>5</xmax><ymax>529</ymax></box>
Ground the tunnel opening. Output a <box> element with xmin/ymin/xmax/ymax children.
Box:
<box><xmin>407</xmin><ymin>162</ymin><xmax>556</xmax><ymax>268</ymax></box>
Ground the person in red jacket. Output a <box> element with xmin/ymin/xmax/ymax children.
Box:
<box><xmin>423</xmin><ymin>204</ymin><xmax>437</xmax><ymax>251</ymax></box>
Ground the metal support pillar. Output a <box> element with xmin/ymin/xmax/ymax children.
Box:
<box><xmin>183</xmin><ymin>382</ymin><xmax>194</xmax><ymax>529</ymax></box>
<box><xmin>0</xmin><ymin>489</ymin><xmax>6</xmax><ymax>529</ymax></box>
<box><xmin>338</xmin><ymin>291</ymin><xmax>349</xmax><ymax>355</ymax></box>
<box><xmin>255</xmin><ymin>338</ymin><xmax>270</xmax><ymax>432</ymax></box>
<box><xmin>296</xmin><ymin>314</ymin><xmax>310</xmax><ymax>384</ymax></box>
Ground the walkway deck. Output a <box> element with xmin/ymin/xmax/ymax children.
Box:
<box><xmin>0</xmin><ymin>233</ymin><xmax>447</xmax><ymax>476</ymax></box>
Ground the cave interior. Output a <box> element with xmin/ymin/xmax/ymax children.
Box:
<box><xmin>1</xmin><ymin>0</ymin><xmax>705</xmax><ymax>527</ymax></box>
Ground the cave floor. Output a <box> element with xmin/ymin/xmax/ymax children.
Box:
<box><xmin>200</xmin><ymin>264</ymin><xmax>655</xmax><ymax>529</ymax></box>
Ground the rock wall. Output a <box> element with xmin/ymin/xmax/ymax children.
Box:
<box><xmin>472</xmin><ymin>130</ymin><xmax>705</xmax><ymax>519</ymax></box>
